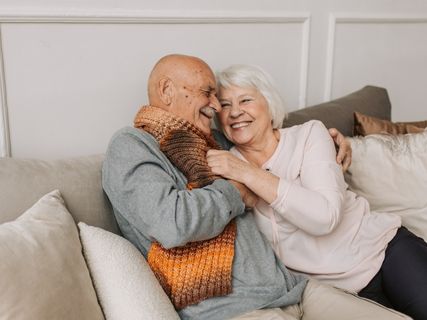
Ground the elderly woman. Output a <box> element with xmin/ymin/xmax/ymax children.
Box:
<box><xmin>207</xmin><ymin>64</ymin><xmax>427</xmax><ymax>320</ymax></box>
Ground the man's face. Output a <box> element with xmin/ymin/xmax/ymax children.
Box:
<box><xmin>170</xmin><ymin>63</ymin><xmax>221</xmax><ymax>136</ymax></box>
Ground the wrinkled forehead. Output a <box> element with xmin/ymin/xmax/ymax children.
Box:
<box><xmin>182</xmin><ymin>62</ymin><xmax>216</xmax><ymax>88</ymax></box>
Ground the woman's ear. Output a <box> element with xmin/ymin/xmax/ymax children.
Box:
<box><xmin>158</xmin><ymin>77</ymin><xmax>174</xmax><ymax>106</ymax></box>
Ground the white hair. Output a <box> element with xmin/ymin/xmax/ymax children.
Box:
<box><xmin>216</xmin><ymin>64</ymin><xmax>287</xmax><ymax>128</ymax></box>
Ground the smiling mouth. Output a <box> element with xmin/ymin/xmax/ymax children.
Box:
<box><xmin>231</xmin><ymin>121</ymin><xmax>251</xmax><ymax>129</ymax></box>
<box><xmin>200</xmin><ymin>106</ymin><xmax>216</xmax><ymax>119</ymax></box>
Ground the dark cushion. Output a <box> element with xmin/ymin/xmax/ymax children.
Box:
<box><xmin>284</xmin><ymin>86</ymin><xmax>391</xmax><ymax>137</ymax></box>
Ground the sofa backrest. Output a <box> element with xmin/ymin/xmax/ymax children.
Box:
<box><xmin>0</xmin><ymin>154</ymin><xmax>119</xmax><ymax>234</ymax></box>
<box><xmin>0</xmin><ymin>85</ymin><xmax>391</xmax><ymax>232</ymax></box>
<box><xmin>284</xmin><ymin>85</ymin><xmax>391</xmax><ymax>137</ymax></box>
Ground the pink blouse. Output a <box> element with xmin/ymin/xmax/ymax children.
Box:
<box><xmin>230</xmin><ymin>120</ymin><xmax>401</xmax><ymax>292</ymax></box>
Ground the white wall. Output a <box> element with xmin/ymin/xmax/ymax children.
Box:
<box><xmin>0</xmin><ymin>0</ymin><xmax>426</xmax><ymax>159</ymax></box>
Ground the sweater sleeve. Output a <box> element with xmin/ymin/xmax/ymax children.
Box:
<box><xmin>102</xmin><ymin>128</ymin><xmax>245</xmax><ymax>249</ymax></box>
<box><xmin>270</xmin><ymin>121</ymin><xmax>347</xmax><ymax>236</ymax></box>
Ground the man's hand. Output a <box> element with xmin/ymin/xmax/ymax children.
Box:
<box><xmin>228</xmin><ymin>180</ymin><xmax>258</xmax><ymax>209</ymax></box>
<box><xmin>328</xmin><ymin>128</ymin><xmax>352</xmax><ymax>171</ymax></box>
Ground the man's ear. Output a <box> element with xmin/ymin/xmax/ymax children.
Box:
<box><xmin>158</xmin><ymin>77</ymin><xmax>174</xmax><ymax>106</ymax></box>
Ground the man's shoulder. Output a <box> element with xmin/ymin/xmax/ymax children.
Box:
<box><xmin>109</xmin><ymin>126</ymin><xmax>158</xmax><ymax>147</ymax></box>
<box><xmin>111</xmin><ymin>126</ymin><xmax>151</xmax><ymax>139</ymax></box>
<box><xmin>105</xmin><ymin>126</ymin><xmax>162</xmax><ymax>162</ymax></box>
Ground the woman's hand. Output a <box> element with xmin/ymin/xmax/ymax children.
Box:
<box><xmin>206</xmin><ymin>149</ymin><xmax>251</xmax><ymax>183</ymax></box>
<box><xmin>207</xmin><ymin>149</ymin><xmax>279</xmax><ymax>204</ymax></box>
<box><xmin>207</xmin><ymin>150</ymin><xmax>258</xmax><ymax>207</ymax></box>
<box><xmin>328</xmin><ymin>128</ymin><xmax>352</xmax><ymax>171</ymax></box>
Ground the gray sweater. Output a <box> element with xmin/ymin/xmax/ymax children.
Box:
<box><xmin>102</xmin><ymin>127</ymin><xmax>307</xmax><ymax>320</ymax></box>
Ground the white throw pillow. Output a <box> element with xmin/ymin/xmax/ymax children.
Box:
<box><xmin>345</xmin><ymin>131</ymin><xmax>427</xmax><ymax>240</ymax></box>
<box><xmin>0</xmin><ymin>190</ymin><xmax>104</xmax><ymax>320</ymax></box>
<box><xmin>78</xmin><ymin>222</ymin><xmax>180</xmax><ymax>320</ymax></box>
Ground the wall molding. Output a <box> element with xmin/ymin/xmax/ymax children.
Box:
<box><xmin>0</xmin><ymin>26</ymin><xmax>10</xmax><ymax>157</ymax></box>
<box><xmin>0</xmin><ymin>9</ymin><xmax>309</xmax><ymax>23</ymax></box>
<box><xmin>298</xmin><ymin>17</ymin><xmax>310</xmax><ymax>108</ymax></box>
<box><xmin>324</xmin><ymin>13</ymin><xmax>427</xmax><ymax>101</ymax></box>
<box><xmin>0</xmin><ymin>10</ymin><xmax>311</xmax><ymax>154</ymax></box>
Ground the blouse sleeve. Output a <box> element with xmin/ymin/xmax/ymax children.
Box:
<box><xmin>270</xmin><ymin>121</ymin><xmax>347</xmax><ymax>236</ymax></box>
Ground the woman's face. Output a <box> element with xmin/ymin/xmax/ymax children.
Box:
<box><xmin>217</xmin><ymin>85</ymin><xmax>273</xmax><ymax>146</ymax></box>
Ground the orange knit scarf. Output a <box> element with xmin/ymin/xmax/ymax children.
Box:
<box><xmin>134</xmin><ymin>105</ymin><xmax>236</xmax><ymax>309</ymax></box>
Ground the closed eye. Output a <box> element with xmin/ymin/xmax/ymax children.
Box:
<box><xmin>201</xmin><ymin>86</ymin><xmax>216</xmax><ymax>98</ymax></box>
<box><xmin>201</xmin><ymin>90</ymin><xmax>211</xmax><ymax>97</ymax></box>
<box><xmin>220</xmin><ymin>101</ymin><xmax>231</xmax><ymax>108</ymax></box>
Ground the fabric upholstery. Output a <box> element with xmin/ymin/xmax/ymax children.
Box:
<box><xmin>353</xmin><ymin>111</ymin><xmax>427</xmax><ymax>136</ymax></box>
<box><xmin>285</xmin><ymin>86</ymin><xmax>391</xmax><ymax>137</ymax></box>
<box><xmin>345</xmin><ymin>131</ymin><xmax>427</xmax><ymax>241</ymax></box>
<box><xmin>232</xmin><ymin>280</ymin><xmax>410</xmax><ymax>320</ymax></box>
<box><xmin>79</xmin><ymin>222</ymin><xmax>180</xmax><ymax>320</ymax></box>
<box><xmin>0</xmin><ymin>190</ymin><xmax>104</xmax><ymax>320</ymax></box>
<box><xmin>0</xmin><ymin>155</ymin><xmax>119</xmax><ymax>233</ymax></box>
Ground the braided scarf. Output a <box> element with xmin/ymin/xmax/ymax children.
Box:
<box><xmin>134</xmin><ymin>105</ymin><xmax>237</xmax><ymax>309</ymax></box>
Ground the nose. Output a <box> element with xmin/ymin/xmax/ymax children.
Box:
<box><xmin>210</xmin><ymin>95</ymin><xmax>222</xmax><ymax>112</ymax></box>
<box><xmin>229</xmin><ymin>103</ymin><xmax>243</xmax><ymax>118</ymax></box>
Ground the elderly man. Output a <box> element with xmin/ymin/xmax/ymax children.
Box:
<box><xmin>102</xmin><ymin>54</ymin><xmax>410</xmax><ymax>320</ymax></box>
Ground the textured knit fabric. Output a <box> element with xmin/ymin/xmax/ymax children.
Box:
<box><xmin>134</xmin><ymin>105</ymin><xmax>222</xmax><ymax>189</ymax></box>
<box><xmin>134</xmin><ymin>105</ymin><xmax>236</xmax><ymax>309</ymax></box>
<box><xmin>230</xmin><ymin>120</ymin><xmax>401</xmax><ymax>292</ymax></box>
<box><xmin>102</xmin><ymin>125</ymin><xmax>307</xmax><ymax>320</ymax></box>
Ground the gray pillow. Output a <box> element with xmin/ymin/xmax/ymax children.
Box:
<box><xmin>284</xmin><ymin>86</ymin><xmax>391</xmax><ymax>137</ymax></box>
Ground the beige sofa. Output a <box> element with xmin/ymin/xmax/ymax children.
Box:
<box><xmin>4</xmin><ymin>85</ymin><xmax>421</xmax><ymax>319</ymax></box>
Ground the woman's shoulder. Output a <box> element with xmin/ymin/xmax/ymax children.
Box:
<box><xmin>280</xmin><ymin>119</ymin><xmax>327</xmax><ymax>137</ymax></box>
<box><xmin>283</xmin><ymin>119</ymin><xmax>326</xmax><ymax>130</ymax></box>
<box><xmin>279</xmin><ymin>120</ymin><xmax>331</xmax><ymax>151</ymax></box>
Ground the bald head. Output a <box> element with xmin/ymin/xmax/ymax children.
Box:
<box><xmin>147</xmin><ymin>54</ymin><xmax>215</xmax><ymax>107</ymax></box>
<box><xmin>146</xmin><ymin>54</ymin><xmax>221</xmax><ymax>135</ymax></box>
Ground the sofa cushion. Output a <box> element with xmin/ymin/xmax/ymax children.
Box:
<box><xmin>0</xmin><ymin>190</ymin><xmax>104</xmax><ymax>320</ymax></box>
<box><xmin>353</xmin><ymin>111</ymin><xmax>427</xmax><ymax>136</ymax></box>
<box><xmin>284</xmin><ymin>86</ymin><xmax>391</xmax><ymax>137</ymax></box>
<box><xmin>79</xmin><ymin>222</ymin><xmax>180</xmax><ymax>320</ymax></box>
<box><xmin>0</xmin><ymin>154</ymin><xmax>118</xmax><ymax>233</ymax></box>
<box><xmin>345</xmin><ymin>131</ymin><xmax>427</xmax><ymax>240</ymax></box>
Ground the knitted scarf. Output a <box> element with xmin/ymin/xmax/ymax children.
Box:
<box><xmin>134</xmin><ymin>105</ymin><xmax>237</xmax><ymax>310</ymax></box>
